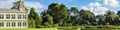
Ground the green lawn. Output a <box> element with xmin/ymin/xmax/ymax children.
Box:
<box><xmin>1</xmin><ymin>27</ymin><xmax>120</xmax><ymax>30</ymax></box>
<box><xmin>0</xmin><ymin>28</ymin><xmax>58</xmax><ymax>30</ymax></box>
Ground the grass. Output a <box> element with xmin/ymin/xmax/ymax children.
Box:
<box><xmin>1</xmin><ymin>26</ymin><xmax>120</xmax><ymax>30</ymax></box>
<box><xmin>58</xmin><ymin>27</ymin><xmax>81</xmax><ymax>30</ymax></box>
<box><xmin>81</xmin><ymin>28</ymin><xmax>120</xmax><ymax>30</ymax></box>
<box><xmin>0</xmin><ymin>28</ymin><xmax>58</xmax><ymax>30</ymax></box>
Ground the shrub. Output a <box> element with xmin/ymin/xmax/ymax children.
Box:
<box><xmin>44</xmin><ymin>22</ymin><xmax>51</xmax><ymax>28</ymax></box>
<box><xmin>28</xmin><ymin>19</ymin><xmax>36</xmax><ymax>28</ymax></box>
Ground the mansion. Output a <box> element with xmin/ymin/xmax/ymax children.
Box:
<box><xmin>0</xmin><ymin>0</ymin><xmax>28</xmax><ymax>28</ymax></box>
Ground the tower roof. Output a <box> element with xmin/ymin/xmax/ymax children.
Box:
<box><xmin>20</xmin><ymin>0</ymin><xmax>23</xmax><ymax>1</ymax></box>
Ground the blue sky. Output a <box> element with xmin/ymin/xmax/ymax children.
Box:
<box><xmin>25</xmin><ymin>0</ymin><xmax>120</xmax><ymax>15</ymax></box>
<box><xmin>0</xmin><ymin>0</ymin><xmax>120</xmax><ymax>15</ymax></box>
<box><xmin>25</xmin><ymin>0</ymin><xmax>98</xmax><ymax>13</ymax></box>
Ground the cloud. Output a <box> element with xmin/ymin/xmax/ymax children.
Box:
<box><xmin>24</xmin><ymin>2</ymin><xmax>43</xmax><ymax>10</ymax></box>
<box><xmin>80</xmin><ymin>0</ymin><xmax>120</xmax><ymax>15</ymax></box>
<box><xmin>88</xmin><ymin>2</ymin><xmax>101</xmax><ymax>7</ymax></box>
<box><xmin>80</xmin><ymin>2</ymin><xmax>109</xmax><ymax>15</ymax></box>
<box><xmin>80</xmin><ymin>6</ymin><xmax>89</xmax><ymax>10</ymax></box>
<box><xmin>0</xmin><ymin>0</ymin><xmax>44</xmax><ymax>11</ymax></box>
<box><xmin>103</xmin><ymin>0</ymin><xmax>119</xmax><ymax>7</ymax></box>
<box><xmin>0</xmin><ymin>0</ymin><xmax>19</xmax><ymax>8</ymax></box>
<box><xmin>92</xmin><ymin>7</ymin><xmax>108</xmax><ymax>15</ymax></box>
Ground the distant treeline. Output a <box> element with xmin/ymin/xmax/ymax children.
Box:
<box><xmin>28</xmin><ymin>3</ymin><xmax>120</xmax><ymax>28</ymax></box>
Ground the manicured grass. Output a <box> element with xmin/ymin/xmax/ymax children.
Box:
<box><xmin>1</xmin><ymin>27</ymin><xmax>120</xmax><ymax>30</ymax></box>
<box><xmin>0</xmin><ymin>28</ymin><xmax>58</xmax><ymax>30</ymax></box>
<box><xmin>39</xmin><ymin>28</ymin><xmax>58</xmax><ymax>30</ymax></box>
<box><xmin>81</xmin><ymin>28</ymin><xmax>120</xmax><ymax>30</ymax></box>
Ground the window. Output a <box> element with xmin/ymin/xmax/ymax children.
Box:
<box><xmin>12</xmin><ymin>22</ymin><xmax>16</xmax><ymax>27</ymax></box>
<box><xmin>18</xmin><ymin>22</ymin><xmax>21</xmax><ymax>27</ymax></box>
<box><xmin>18</xmin><ymin>15</ymin><xmax>21</xmax><ymax>19</ymax></box>
<box><xmin>11</xmin><ymin>14</ymin><xmax>15</xmax><ymax>19</ymax></box>
<box><xmin>6</xmin><ymin>14</ymin><xmax>10</xmax><ymax>19</ymax></box>
<box><xmin>23</xmin><ymin>15</ymin><xmax>26</xmax><ymax>19</ymax></box>
<box><xmin>0</xmin><ymin>22</ymin><xmax>4</xmax><ymax>27</ymax></box>
<box><xmin>0</xmin><ymin>14</ymin><xmax>4</xmax><ymax>19</ymax></box>
<box><xmin>6</xmin><ymin>22</ymin><xmax>10</xmax><ymax>27</ymax></box>
<box><xmin>23</xmin><ymin>22</ymin><xmax>26</xmax><ymax>26</ymax></box>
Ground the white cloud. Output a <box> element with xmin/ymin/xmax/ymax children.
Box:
<box><xmin>80</xmin><ymin>0</ymin><xmax>120</xmax><ymax>15</ymax></box>
<box><xmin>80</xmin><ymin>2</ymin><xmax>109</xmax><ymax>15</ymax></box>
<box><xmin>24</xmin><ymin>2</ymin><xmax>43</xmax><ymax>10</ymax></box>
<box><xmin>0</xmin><ymin>0</ymin><xmax>19</xmax><ymax>8</ymax></box>
<box><xmin>93</xmin><ymin>7</ymin><xmax>108</xmax><ymax>15</ymax></box>
<box><xmin>0</xmin><ymin>0</ymin><xmax>44</xmax><ymax>11</ymax></box>
<box><xmin>103</xmin><ymin>0</ymin><xmax>119</xmax><ymax>7</ymax></box>
<box><xmin>80</xmin><ymin>6</ymin><xmax>89</xmax><ymax>10</ymax></box>
<box><xmin>88</xmin><ymin>2</ymin><xmax>100</xmax><ymax>7</ymax></box>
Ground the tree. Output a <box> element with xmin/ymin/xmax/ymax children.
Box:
<box><xmin>96</xmin><ymin>15</ymin><xmax>105</xmax><ymax>25</ymax></box>
<box><xmin>117</xmin><ymin>11</ymin><xmax>120</xmax><ymax>17</ymax></box>
<box><xmin>28</xmin><ymin>8</ymin><xmax>42</xmax><ymax>28</ymax></box>
<box><xmin>44</xmin><ymin>22</ymin><xmax>51</xmax><ymax>28</ymax></box>
<box><xmin>47</xmin><ymin>3</ymin><xmax>69</xmax><ymax>26</ymax></box>
<box><xmin>62</xmin><ymin>15</ymin><xmax>71</xmax><ymax>26</ymax></box>
<box><xmin>79</xmin><ymin>10</ymin><xmax>96</xmax><ymax>25</ymax></box>
<box><xmin>114</xmin><ymin>16</ymin><xmax>120</xmax><ymax>25</ymax></box>
<box><xmin>28</xmin><ymin>18</ymin><xmax>35</xmax><ymax>28</ymax></box>
<box><xmin>43</xmin><ymin>14</ymin><xmax>53</xmax><ymax>25</ymax></box>
<box><xmin>69</xmin><ymin>7</ymin><xmax>79</xmax><ymax>22</ymax></box>
<box><xmin>70</xmin><ymin>7</ymin><xmax>79</xmax><ymax>13</ymax></box>
<box><xmin>41</xmin><ymin>10</ymin><xmax>54</xmax><ymax>27</ymax></box>
<box><xmin>105</xmin><ymin>10</ymin><xmax>116</xmax><ymax>25</ymax></box>
<box><xmin>68</xmin><ymin>7</ymin><xmax>80</xmax><ymax>26</ymax></box>
<box><xmin>46</xmin><ymin>14</ymin><xmax>53</xmax><ymax>25</ymax></box>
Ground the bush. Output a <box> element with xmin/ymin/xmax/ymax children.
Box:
<box><xmin>35</xmin><ymin>25</ymin><xmax>44</xmax><ymax>28</ymax></box>
<box><xmin>105</xmin><ymin>25</ymin><xmax>115</xmax><ymax>28</ymax></box>
<box><xmin>28</xmin><ymin>19</ymin><xmax>36</xmax><ymax>28</ymax></box>
<box><xmin>52</xmin><ymin>24</ymin><xmax>58</xmax><ymax>28</ymax></box>
<box><xmin>44</xmin><ymin>22</ymin><xmax>51</xmax><ymax>28</ymax></box>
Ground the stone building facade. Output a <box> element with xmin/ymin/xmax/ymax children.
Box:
<box><xmin>0</xmin><ymin>0</ymin><xmax>28</xmax><ymax>28</ymax></box>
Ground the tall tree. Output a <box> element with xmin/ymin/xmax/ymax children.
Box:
<box><xmin>28</xmin><ymin>18</ymin><xmax>35</xmax><ymax>28</ymax></box>
<box><xmin>69</xmin><ymin>7</ymin><xmax>79</xmax><ymax>21</ymax></box>
<box><xmin>70</xmin><ymin>7</ymin><xmax>79</xmax><ymax>13</ymax></box>
<box><xmin>79</xmin><ymin>10</ymin><xmax>96</xmax><ymax>25</ymax></box>
<box><xmin>96</xmin><ymin>15</ymin><xmax>105</xmax><ymax>25</ymax></box>
<box><xmin>46</xmin><ymin>3</ymin><xmax>69</xmax><ymax>26</ymax></box>
<box><xmin>68</xmin><ymin>7</ymin><xmax>80</xmax><ymax>26</ymax></box>
<box><xmin>28</xmin><ymin>8</ymin><xmax>42</xmax><ymax>28</ymax></box>
<box><xmin>105</xmin><ymin>10</ymin><xmax>116</xmax><ymax>25</ymax></box>
<box><xmin>117</xmin><ymin>11</ymin><xmax>120</xmax><ymax>17</ymax></box>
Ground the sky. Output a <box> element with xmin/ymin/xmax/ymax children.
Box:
<box><xmin>0</xmin><ymin>0</ymin><xmax>120</xmax><ymax>15</ymax></box>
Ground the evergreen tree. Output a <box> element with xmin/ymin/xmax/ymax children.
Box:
<box><xmin>28</xmin><ymin>8</ymin><xmax>42</xmax><ymax>28</ymax></box>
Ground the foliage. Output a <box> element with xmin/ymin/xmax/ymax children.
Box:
<box><xmin>42</xmin><ymin>13</ymin><xmax>53</xmax><ymax>27</ymax></box>
<box><xmin>79</xmin><ymin>10</ymin><xmax>96</xmax><ymax>25</ymax></box>
<box><xmin>105</xmin><ymin>10</ymin><xmax>116</xmax><ymax>25</ymax></box>
<box><xmin>96</xmin><ymin>15</ymin><xmax>105</xmax><ymax>25</ymax></box>
<box><xmin>28</xmin><ymin>18</ymin><xmax>35</xmax><ymax>28</ymax></box>
<box><xmin>44</xmin><ymin>22</ymin><xmax>51</xmax><ymax>28</ymax></box>
<box><xmin>27</xmin><ymin>3</ymin><xmax>120</xmax><ymax>28</ymax></box>
<box><xmin>46</xmin><ymin>3</ymin><xmax>69</xmax><ymax>26</ymax></box>
<box><xmin>28</xmin><ymin>8</ymin><xmax>42</xmax><ymax>28</ymax></box>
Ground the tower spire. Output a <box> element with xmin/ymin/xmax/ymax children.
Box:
<box><xmin>11</xmin><ymin>0</ymin><xmax>27</xmax><ymax>12</ymax></box>
<box><xmin>20</xmin><ymin>0</ymin><xmax>23</xmax><ymax>1</ymax></box>
<box><xmin>19</xmin><ymin>0</ymin><xmax>26</xmax><ymax>12</ymax></box>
